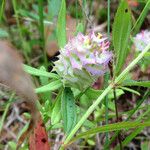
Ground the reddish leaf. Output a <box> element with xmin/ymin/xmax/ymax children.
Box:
<box><xmin>29</xmin><ymin>117</ymin><xmax>50</xmax><ymax>150</ymax></box>
<box><xmin>128</xmin><ymin>0</ymin><xmax>139</xmax><ymax>7</ymax></box>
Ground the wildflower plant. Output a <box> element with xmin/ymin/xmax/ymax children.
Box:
<box><xmin>24</xmin><ymin>0</ymin><xmax>150</xmax><ymax>149</ymax></box>
<box><xmin>2</xmin><ymin>0</ymin><xmax>150</xmax><ymax>150</ymax></box>
<box><xmin>53</xmin><ymin>32</ymin><xmax>112</xmax><ymax>91</ymax></box>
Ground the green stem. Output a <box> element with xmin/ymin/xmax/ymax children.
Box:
<box><xmin>12</xmin><ymin>0</ymin><xmax>30</xmax><ymax>64</ymax></box>
<box><xmin>107</xmin><ymin>0</ymin><xmax>110</xmax><ymax>39</ymax></box>
<box><xmin>0</xmin><ymin>0</ymin><xmax>5</xmax><ymax>21</ymax></box>
<box><xmin>104</xmin><ymin>73</ymin><xmax>109</xmax><ymax>147</ymax></box>
<box><xmin>104</xmin><ymin>0</ymin><xmax>111</xmax><ymax>147</ymax></box>
<box><xmin>61</xmin><ymin>43</ymin><xmax>150</xmax><ymax>148</ymax></box>
<box><xmin>113</xmin><ymin>87</ymin><xmax>123</xmax><ymax>150</ymax></box>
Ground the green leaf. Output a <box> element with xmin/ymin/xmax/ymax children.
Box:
<box><xmin>39</xmin><ymin>66</ymin><xmax>52</xmax><ymax>103</ymax></box>
<box><xmin>48</xmin><ymin>0</ymin><xmax>62</xmax><ymax>20</ymax></box>
<box><xmin>35</xmin><ymin>80</ymin><xmax>62</xmax><ymax>93</ymax></box>
<box><xmin>61</xmin><ymin>87</ymin><xmax>77</xmax><ymax>135</ymax></box>
<box><xmin>85</xmin><ymin>88</ymin><xmax>124</xmax><ymax>100</ymax></box>
<box><xmin>24</xmin><ymin>64</ymin><xmax>59</xmax><ymax>79</ymax></box>
<box><xmin>120</xmin><ymin>87</ymin><xmax>141</xmax><ymax>96</ymax></box>
<box><xmin>57</xmin><ymin>0</ymin><xmax>66</xmax><ymax>48</ymax></box>
<box><xmin>51</xmin><ymin>90</ymin><xmax>62</xmax><ymax>125</ymax></box>
<box><xmin>122</xmin><ymin>80</ymin><xmax>150</xmax><ymax>88</ymax></box>
<box><xmin>132</xmin><ymin>0</ymin><xmax>150</xmax><ymax>34</ymax></box>
<box><xmin>8</xmin><ymin>141</ymin><xmax>17</xmax><ymax>150</ymax></box>
<box><xmin>74</xmin><ymin>23</ymin><xmax>84</xmax><ymax>35</ymax></box>
<box><xmin>70</xmin><ymin>121</ymin><xmax>150</xmax><ymax>144</ymax></box>
<box><xmin>112</xmin><ymin>0</ymin><xmax>131</xmax><ymax>75</ymax></box>
<box><xmin>18</xmin><ymin>9</ymin><xmax>39</xmax><ymax>20</ymax></box>
<box><xmin>115</xmin><ymin>127</ymin><xmax>144</xmax><ymax>150</ymax></box>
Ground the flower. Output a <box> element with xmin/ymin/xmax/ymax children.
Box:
<box><xmin>53</xmin><ymin>32</ymin><xmax>112</xmax><ymax>91</ymax></box>
<box><xmin>134</xmin><ymin>30</ymin><xmax>150</xmax><ymax>51</ymax></box>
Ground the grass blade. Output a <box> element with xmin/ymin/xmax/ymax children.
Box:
<box><xmin>132</xmin><ymin>0</ymin><xmax>150</xmax><ymax>34</ymax></box>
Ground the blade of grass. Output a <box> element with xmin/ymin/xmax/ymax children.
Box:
<box><xmin>12</xmin><ymin>0</ymin><xmax>30</xmax><ymax>63</ymax></box>
<box><xmin>38</xmin><ymin>0</ymin><xmax>47</xmax><ymax>66</ymax></box>
<box><xmin>57</xmin><ymin>0</ymin><xmax>66</xmax><ymax>48</ymax></box>
<box><xmin>0</xmin><ymin>93</ymin><xmax>15</xmax><ymax>135</ymax></box>
<box><xmin>0</xmin><ymin>0</ymin><xmax>5</xmax><ymax>21</ymax></box>
<box><xmin>104</xmin><ymin>0</ymin><xmax>111</xmax><ymax>147</ymax></box>
<box><xmin>132</xmin><ymin>0</ymin><xmax>150</xmax><ymax>34</ymax></box>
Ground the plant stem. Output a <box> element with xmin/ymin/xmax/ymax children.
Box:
<box><xmin>113</xmin><ymin>87</ymin><xmax>123</xmax><ymax>150</ymax></box>
<box><xmin>104</xmin><ymin>73</ymin><xmax>109</xmax><ymax>147</ymax></box>
<box><xmin>107</xmin><ymin>0</ymin><xmax>110</xmax><ymax>39</ymax></box>
<box><xmin>104</xmin><ymin>0</ymin><xmax>111</xmax><ymax>147</ymax></box>
<box><xmin>0</xmin><ymin>0</ymin><xmax>5</xmax><ymax>21</ymax></box>
<box><xmin>61</xmin><ymin>43</ymin><xmax>150</xmax><ymax>148</ymax></box>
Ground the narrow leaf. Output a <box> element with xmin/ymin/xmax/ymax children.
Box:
<box><xmin>57</xmin><ymin>0</ymin><xmax>66</xmax><ymax>48</ymax></box>
<box><xmin>122</xmin><ymin>80</ymin><xmax>150</xmax><ymax>88</ymax></box>
<box><xmin>132</xmin><ymin>0</ymin><xmax>150</xmax><ymax>34</ymax></box>
<box><xmin>112</xmin><ymin>0</ymin><xmax>131</xmax><ymax>75</ymax></box>
<box><xmin>24</xmin><ymin>64</ymin><xmax>59</xmax><ymax>79</ymax></box>
<box><xmin>35</xmin><ymin>80</ymin><xmax>62</xmax><ymax>93</ymax></box>
<box><xmin>70</xmin><ymin>121</ymin><xmax>150</xmax><ymax>144</ymax></box>
<box><xmin>51</xmin><ymin>90</ymin><xmax>62</xmax><ymax>125</ymax></box>
<box><xmin>61</xmin><ymin>87</ymin><xmax>77</xmax><ymax>135</ymax></box>
<box><xmin>85</xmin><ymin>88</ymin><xmax>124</xmax><ymax>100</ymax></box>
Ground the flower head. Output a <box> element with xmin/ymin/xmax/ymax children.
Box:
<box><xmin>53</xmin><ymin>32</ymin><xmax>112</xmax><ymax>91</ymax></box>
<box><xmin>134</xmin><ymin>30</ymin><xmax>150</xmax><ymax>51</ymax></box>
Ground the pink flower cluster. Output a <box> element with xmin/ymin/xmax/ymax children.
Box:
<box><xmin>54</xmin><ymin>32</ymin><xmax>112</xmax><ymax>90</ymax></box>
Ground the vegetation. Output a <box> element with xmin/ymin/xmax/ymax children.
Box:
<box><xmin>0</xmin><ymin>0</ymin><xmax>150</xmax><ymax>149</ymax></box>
